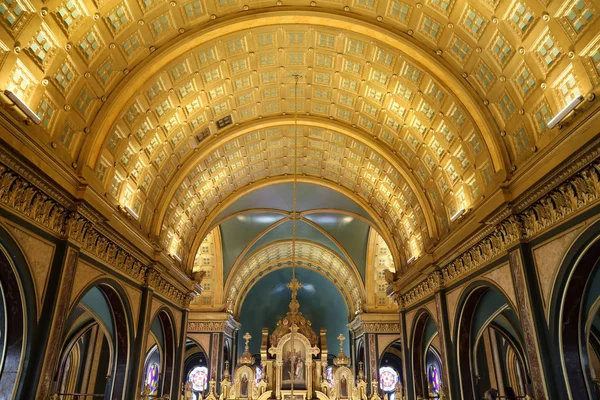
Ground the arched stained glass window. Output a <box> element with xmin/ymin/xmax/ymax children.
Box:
<box><xmin>145</xmin><ymin>363</ymin><xmax>160</xmax><ymax>394</ymax></box>
<box><xmin>188</xmin><ymin>366</ymin><xmax>209</xmax><ymax>391</ymax></box>
<box><xmin>255</xmin><ymin>366</ymin><xmax>263</xmax><ymax>384</ymax></box>
<box><xmin>379</xmin><ymin>366</ymin><xmax>398</xmax><ymax>392</ymax></box>
<box><xmin>326</xmin><ymin>366</ymin><xmax>334</xmax><ymax>386</ymax></box>
<box><xmin>428</xmin><ymin>364</ymin><xmax>440</xmax><ymax>395</ymax></box>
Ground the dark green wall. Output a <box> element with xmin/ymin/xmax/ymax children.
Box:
<box><xmin>238</xmin><ymin>268</ymin><xmax>350</xmax><ymax>357</ymax></box>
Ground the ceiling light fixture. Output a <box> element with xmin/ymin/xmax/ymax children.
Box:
<box><xmin>450</xmin><ymin>208</ymin><xmax>466</xmax><ymax>222</ymax></box>
<box><xmin>3</xmin><ymin>90</ymin><xmax>41</xmax><ymax>124</ymax></box>
<box><xmin>547</xmin><ymin>95</ymin><xmax>584</xmax><ymax>129</ymax></box>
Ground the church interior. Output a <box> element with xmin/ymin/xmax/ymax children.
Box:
<box><xmin>0</xmin><ymin>0</ymin><xmax>598</xmax><ymax>398</ymax></box>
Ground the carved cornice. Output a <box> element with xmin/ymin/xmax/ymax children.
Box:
<box><xmin>188</xmin><ymin>314</ymin><xmax>240</xmax><ymax>335</ymax></box>
<box><xmin>348</xmin><ymin>313</ymin><xmax>400</xmax><ymax>335</ymax></box>
<box><xmin>0</xmin><ymin>163</ymin><xmax>70</xmax><ymax>236</ymax></box>
<box><xmin>0</xmin><ymin>154</ymin><xmax>192</xmax><ymax>308</ymax></box>
<box><xmin>397</xmin><ymin>159</ymin><xmax>600</xmax><ymax>308</ymax></box>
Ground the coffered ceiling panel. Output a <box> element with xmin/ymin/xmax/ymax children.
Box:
<box><xmin>0</xmin><ymin>0</ymin><xmax>597</xmax><ymax>272</ymax></box>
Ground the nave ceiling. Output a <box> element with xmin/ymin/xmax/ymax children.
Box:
<box><xmin>0</xmin><ymin>0</ymin><xmax>599</xmax><ymax>299</ymax></box>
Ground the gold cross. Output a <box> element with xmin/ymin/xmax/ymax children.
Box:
<box><xmin>337</xmin><ymin>334</ymin><xmax>346</xmax><ymax>350</ymax></box>
<box><xmin>243</xmin><ymin>332</ymin><xmax>252</xmax><ymax>350</ymax></box>
<box><xmin>286</xmin><ymin>278</ymin><xmax>302</xmax><ymax>300</ymax></box>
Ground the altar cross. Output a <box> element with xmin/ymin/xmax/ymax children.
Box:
<box><xmin>243</xmin><ymin>332</ymin><xmax>252</xmax><ymax>351</ymax></box>
<box><xmin>286</xmin><ymin>278</ymin><xmax>302</xmax><ymax>300</ymax></box>
<box><xmin>337</xmin><ymin>334</ymin><xmax>346</xmax><ymax>350</ymax></box>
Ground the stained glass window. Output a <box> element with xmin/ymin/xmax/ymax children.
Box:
<box><xmin>145</xmin><ymin>363</ymin><xmax>160</xmax><ymax>394</ymax></box>
<box><xmin>255</xmin><ymin>366</ymin><xmax>263</xmax><ymax>384</ymax></box>
<box><xmin>428</xmin><ymin>365</ymin><xmax>440</xmax><ymax>395</ymax></box>
<box><xmin>326</xmin><ymin>366</ymin><xmax>334</xmax><ymax>386</ymax></box>
<box><xmin>188</xmin><ymin>366</ymin><xmax>209</xmax><ymax>391</ymax></box>
<box><xmin>379</xmin><ymin>367</ymin><xmax>398</xmax><ymax>392</ymax></box>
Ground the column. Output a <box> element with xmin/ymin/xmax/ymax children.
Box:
<box><xmin>433</xmin><ymin>290</ymin><xmax>458</xmax><ymax>400</ymax></box>
<box><xmin>125</xmin><ymin>283</ymin><xmax>153</xmax><ymax>399</ymax></box>
<box><xmin>507</xmin><ymin>244</ymin><xmax>555</xmax><ymax>400</ymax></box>
<box><xmin>31</xmin><ymin>242</ymin><xmax>80</xmax><ymax>399</ymax></box>
<box><xmin>398</xmin><ymin>309</ymin><xmax>414</xmax><ymax>400</ymax></box>
<box><xmin>170</xmin><ymin>296</ymin><xmax>192</xmax><ymax>400</ymax></box>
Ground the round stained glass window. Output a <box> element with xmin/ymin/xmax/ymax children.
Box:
<box><xmin>146</xmin><ymin>363</ymin><xmax>160</xmax><ymax>393</ymax></box>
<box><xmin>379</xmin><ymin>367</ymin><xmax>398</xmax><ymax>392</ymax></box>
<box><xmin>188</xmin><ymin>366</ymin><xmax>209</xmax><ymax>391</ymax></box>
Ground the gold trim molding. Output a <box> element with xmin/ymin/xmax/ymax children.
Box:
<box><xmin>187</xmin><ymin>313</ymin><xmax>239</xmax><ymax>336</ymax></box>
<box><xmin>393</xmin><ymin>140</ymin><xmax>600</xmax><ymax>308</ymax></box>
<box><xmin>0</xmin><ymin>146</ymin><xmax>193</xmax><ymax>308</ymax></box>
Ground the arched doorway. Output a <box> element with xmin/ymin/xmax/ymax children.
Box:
<box><xmin>456</xmin><ymin>284</ymin><xmax>529</xmax><ymax>400</ymax></box>
<box><xmin>54</xmin><ymin>282</ymin><xmax>131</xmax><ymax>399</ymax></box>
<box><xmin>183</xmin><ymin>338</ymin><xmax>209</xmax><ymax>400</ymax></box>
<box><xmin>142</xmin><ymin>310</ymin><xmax>176</xmax><ymax>397</ymax></box>
<box><xmin>0</xmin><ymin>232</ymin><xmax>36</xmax><ymax>399</ymax></box>
<box><xmin>411</xmin><ymin>311</ymin><xmax>442</xmax><ymax>398</ymax></box>
<box><xmin>551</xmin><ymin>222</ymin><xmax>600</xmax><ymax>399</ymax></box>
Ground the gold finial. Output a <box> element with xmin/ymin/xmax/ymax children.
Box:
<box><xmin>337</xmin><ymin>334</ymin><xmax>346</xmax><ymax>351</ymax></box>
<box><xmin>287</xmin><ymin>278</ymin><xmax>302</xmax><ymax>300</ymax></box>
<box><xmin>239</xmin><ymin>332</ymin><xmax>254</xmax><ymax>366</ymax></box>
<box><xmin>334</xmin><ymin>333</ymin><xmax>350</xmax><ymax>366</ymax></box>
<box><xmin>243</xmin><ymin>332</ymin><xmax>252</xmax><ymax>350</ymax></box>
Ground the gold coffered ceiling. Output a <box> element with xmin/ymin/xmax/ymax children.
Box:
<box><xmin>0</xmin><ymin>0</ymin><xmax>598</xmax><ymax>269</ymax></box>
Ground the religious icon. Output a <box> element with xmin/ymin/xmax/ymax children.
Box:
<box><xmin>340</xmin><ymin>374</ymin><xmax>348</xmax><ymax>398</ymax></box>
<box><xmin>240</xmin><ymin>372</ymin><xmax>249</xmax><ymax>397</ymax></box>
<box><xmin>282</xmin><ymin>341</ymin><xmax>306</xmax><ymax>389</ymax></box>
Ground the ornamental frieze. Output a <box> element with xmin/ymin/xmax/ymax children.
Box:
<box><xmin>0</xmin><ymin>158</ymin><xmax>191</xmax><ymax>308</ymax></box>
<box><xmin>400</xmin><ymin>160</ymin><xmax>600</xmax><ymax>307</ymax></box>
<box><xmin>188</xmin><ymin>318</ymin><xmax>240</xmax><ymax>335</ymax></box>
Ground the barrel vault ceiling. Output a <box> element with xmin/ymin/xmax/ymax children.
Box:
<box><xmin>0</xmin><ymin>0</ymin><xmax>598</xmax><ymax>291</ymax></box>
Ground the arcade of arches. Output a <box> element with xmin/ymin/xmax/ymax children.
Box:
<box><xmin>0</xmin><ymin>0</ymin><xmax>599</xmax><ymax>398</ymax></box>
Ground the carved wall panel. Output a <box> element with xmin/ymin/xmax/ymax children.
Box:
<box><xmin>532</xmin><ymin>225</ymin><xmax>586</xmax><ymax>318</ymax></box>
<box><xmin>3</xmin><ymin>221</ymin><xmax>55</xmax><ymax>321</ymax></box>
